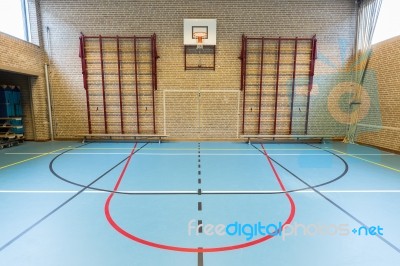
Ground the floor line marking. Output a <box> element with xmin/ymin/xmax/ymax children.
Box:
<box><xmin>204</xmin><ymin>190</ymin><xmax>400</xmax><ymax>193</ymax></box>
<box><xmin>0</xmin><ymin>147</ymin><xmax>68</xmax><ymax>170</ymax></box>
<box><xmin>6</xmin><ymin>152</ymin><xmax>264</xmax><ymax>156</ymax></box>
<box><xmin>104</xmin><ymin>143</ymin><xmax>296</xmax><ymax>253</ymax></box>
<box><xmin>266</xmin><ymin>145</ymin><xmax>400</xmax><ymax>254</ymax></box>
<box><xmin>0</xmin><ymin>190</ymin><xmax>197</xmax><ymax>194</ymax></box>
<box><xmin>0</xmin><ymin>142</ymin><xmax>145</xmax><ymax>252</ymax></box>
<box><xmin>2</xmin><ymin>190</ymin><xmax>400</xmax><ymax>194</ymax></box>
<box><xmin>60</xmin><ymin>147</ymin><xmax>329</xmax><ymax>151</ymax></box>
<box><xmin>332</xmin><ymin>149</ymin><xmax>400</xmax><ymax>173</ymax></box>
<box><xmin>198</xmin><ymin>248</ymin><xmax>204</xmax><ymax>266</ymax></box>
<box><xmin>6</xmin><ymin>152</ymin><xmax>397</xmax><ymax>156</ymax></box>
<box><xmin>198</xmin><ymin>220</ymin><xmax>203</xmax><ymax>234</ymax></box>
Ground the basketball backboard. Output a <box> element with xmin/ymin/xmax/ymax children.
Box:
<box><xmin>184</xmin><ymin>19</ymin><xmax>217</xmax><ymax>46</ymax></box>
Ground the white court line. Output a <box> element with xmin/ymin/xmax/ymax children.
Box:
<box><xmin>203</xmin><ymin>190</ymin><xmax>400</xmax><ymax>193</ymax></box>
<box><xmin>0</xmin><ymin>190</ymin><xmax>197</xmax><ymax>194</ymax></box>
<box><xmin>5</xmin><ymin>152</ymin><xmax>398</xmax><ymax>156</ymax></box>
<box><xmin>1</xmin><ymin>190</ymin><xmax>400</xmax><ymax>194</ymax></box>
<box><xmin>0</xmin><ymin>190</ymin><xmax>94</xmax><ymax>193</ymax></box>
<box><xmin>65</xmin><ymin>148</ymin><xmax>330</xmax><ymax>150</ymax></box>
<box><xmin>5</xmin><ymin>152</ymin><xmax>263</xmax><ymax>156</ymax></box>
<box><xmin>6</xmin><ymin>152</ymin><xmax>133</xmax><ymax>155</ymax></box>
<box><xmin>124</xmin><ymin>153</ymin><xmax>397</xmax><ymax>156</ymax></box>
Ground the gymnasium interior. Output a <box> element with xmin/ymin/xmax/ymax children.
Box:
<box><xmin>0</xmin><ymin>0</ymin><xmax>399</xmax><ymax>265</ymax></box>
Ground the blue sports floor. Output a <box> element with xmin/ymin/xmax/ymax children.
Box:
<box><xmin>0</xmin><ymin>141</ymin><xmax>399</xmax><ymax>265</ymax></box>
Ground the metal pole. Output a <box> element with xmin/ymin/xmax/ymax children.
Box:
<box><xmin>99</xmin><ymin>35</ymin><xmax>108</xmax><ymax>133</ymax></box>
<box><xmin>151</xmin><ymin>35</ymin><xmax>155</xmax><ymax>92</ymax></box>
<box><xmin>153</xmin><ymin>33</ymin><xmax>158</xmax><ymax>91</ymax></box>
<box><xmin>213</xmin><ymin>46</ymin><xmax>216</xmax><ymax>71</ymax></box>
<box><xmin>44</xmin><ymin>64</ymin><xmax>54</xmax><ymax>141</ymax></box>
<box><xmin>79</xmin><ymin>34</ymin><xmax>92</xmax><ymax>134</ymax></box>
<box><xmin>273</xmin><ymin>37</ymin><xmax>281</xmax><ymax>135</ymax></box>
<box><xmin>240</xmin><ymin>35</ymin><xmax>245</xmax><ymax>91</ymax></box>
<box><xmin>84</xmin><ymin>36</ymin><xmax>152</xmax><ymax>39</ymax></box>
<box><xmin>241</xmin><ymin>36</ymin><xmax>247</xmax><ymax>134</ymax></box>
<box><xmin>289</xmin><ymin>38</ymin><xmax>298</xmax><ymax>135</ymax></box>
<box><xmin>44</xmin><ymin>26</ymin><xmax>55</xmax><ymax>141</ymax></box>
<box><xmin>246</xmin><ymin>37</ymin><xmax>314</xmax><ymax>41</ymax></box>
<box><xmin>184</xmin><ymin>46</ymin><xmax>187</xmax><ymax>70</ymax></box>
<box><xmin>257</xmin><ymin>37</ymin><xmax>265</xmax><ymax>134</ymax></box>
<box><xmin>305</xmin><ymin>36</ymin><xmax>317</xmax><ymax>135</ymax></box>
<box><xmin>151</xmin><ymin>35</ymin><xmax>156</xmax><ymax>133</ymax></box>
<box><xmin>46</xmin><ymin>27</ymin><xmax>52</xmax><ymax>60</ymax></box>
<box><xmin>116</xmin><ymin>36</ymin><xmax>124</xmax><ymax>133</ymax></box>
<box><xmin>163</xmin><ymin>90</ymin><xmax>167</xmax><ymax>136</ymax></box>
<box><xmin>134</xmin><ymin>36</ymin><xmax>140</xmax><ymax>133</ymax></box>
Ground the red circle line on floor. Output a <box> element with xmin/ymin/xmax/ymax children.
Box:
<box><xmin>104</xmin><ymin>143</ymin><xmax>296</xmax><ymax>253</ymax></box>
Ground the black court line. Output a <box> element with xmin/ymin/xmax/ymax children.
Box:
<box><xmin>252</xmin><ymin>143</ymin><xmax>400</xmax><ymax>254</ymax></box>
<box><xmin>198</xmin><ymin>248</ymin><xmax>204</xmax><ymax>266</ymax></box>
<box><xmin>247</xmin><ymin>143</ymin><xmax>349</xmax><ymax>194</ymax></box>
<box><xmin>51</xmin><ymin>142</ymin><xmax>348</xmax><ymax>195</ymax></box>
<box><xmin>0</xmin><ymin>142</ymin><xmax>148</xmax><ymax>252</ymax></box>
<box><xmin>197</xmin><ymin>143</ymin><xmax>203</xmax><ymax>266</ymax></box>
<box><xmin>50</xmin><ymin>143</ymin><xmax>154</xmax><ymax>194</ymax></box>
<box><xmin>198</xmin><ymin>220</ymin><xmax>203</xmax><ymax>233</ymax></box>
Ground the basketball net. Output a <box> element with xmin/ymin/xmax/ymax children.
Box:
<box><xmin>196</xmin><ymin>36</ymin><xmax>203</xmax><ymax>49</ymax></box>
<box><xmin>193</xmin><ymin>32</ymin><xmax>206</xmax><ymax>50</ymax></box>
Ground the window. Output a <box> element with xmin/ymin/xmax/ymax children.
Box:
<box><xmin>372</xmin><ymin>0</ymin><xmax>400</xmax><ymax>44</ymax></box>
<box><xmin>0</xmin><ymin>0</ymin><xmax>30</xmax><ymax>42</ymax></box>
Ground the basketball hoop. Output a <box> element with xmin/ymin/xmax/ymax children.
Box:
<box><xmin>193</xmin><ymin>32</ymin><xmax>207</xmax><ymax>49</ymax></box>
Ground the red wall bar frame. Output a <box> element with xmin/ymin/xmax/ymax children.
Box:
<box><xmin>240</xmin><ymin>35</ymin><xmax>248</xmax><ymax>134</ymax></box>
<box><xmin>133</xmin><ymin>36</ymin><xmax>140</xmax><ymax>134</ymax></box>
<box><xmin>240</xmin><ymin>35</ymin><xmax>317</xmax><ymax>135</ymax></box>
<box><xmin>151</xmin><ymin>34</ymin><xmax>158</xmax><ymax>133</ymax></box>
<box><xmin>257</xmin><ymin>38</ymin><xmax>265</xmax><ymax>134</ymax></box>
<box><xmin>240</xmin><ymin>35</ymin><xmax>245</xmax><ymax>91</ymax></box>
<box><xmin>246</xmin><ymin>37</ymin><xmax>313</xmax><ymax>41</ymax></box>
<box><xmin>289</xmin><ymin>38</ymin><xmax>298</xmax><ymax>135</ymax></box>
<box><xmin>305</xmin><ymin>35</ymin><xmax>317</xmax><ymax>134</ymax></box>
<box><xmin>79</xmin><ymin>33</ymin><xmax>92</xmax><ymax>134</ymax></box>
<box><xmin>239</xmin><ymin>34</ymin><xmax>247</xmax><ymax>134</ymax></box>
<box><xmin>273</xmin><ymin>38</ymin><xmax>281</xmax><ymax>135</ymax></box>
<box><xmin>83</xmin><ymin>36</ymin><xmax>152</xmax><ymax>39</ymax></box>
<box><xmin>99</xmin><ymin>35</ymin><xmax>108</xmax><ymax>134</ymax></box>
<box><xmin>116</xmin><ymin>36</ymin><xmax>124</xmax><ymax>133</ymax></box>
<box><xmin>79</xmin><ymin>33</ymin><xmax>159</xmax><ymax>135</ymax></box>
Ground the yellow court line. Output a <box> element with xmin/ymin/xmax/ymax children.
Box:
<box><xmin>0</xmin><ymin>147</ymin><xmax>68</xmax><ymax>170</ymax></box>
<box><xmin>332</xmin><ymin>149</ymin><xmax>400</xmax><ymax>173</ymax></box>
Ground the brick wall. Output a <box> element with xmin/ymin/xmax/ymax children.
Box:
<box><xmin>0</xmin><ymin>31</ymin><xmax>49</xmax><ymax>140</ymax></box>
<box><xmin>355</xmin><ymin>36</ymin><xmax>400</xmax><ymax>152</ymax></box>
<box><xmin>36</xmin><ymin>0</ymin><xmax>356</xmax><ymax>139</ymax></box>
